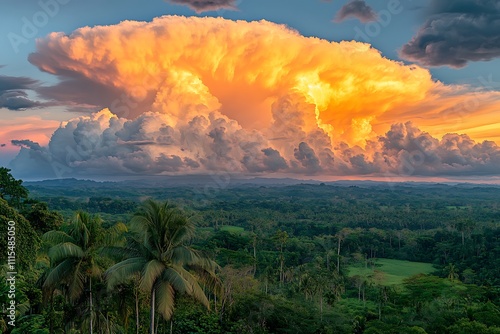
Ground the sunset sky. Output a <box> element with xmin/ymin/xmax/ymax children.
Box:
<box><xmin>1</xmin><ymin>0</ymin><xmax>500</xmax><ymax>181</ymax></box>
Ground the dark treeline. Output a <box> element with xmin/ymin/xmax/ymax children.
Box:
<box><xmin>1</xmin><ymin>170</ymin><xmax>500</xmax><ymax>333</ymax></box>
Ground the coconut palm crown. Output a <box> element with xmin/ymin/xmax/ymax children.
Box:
<box><xmin>105</xmin><ymin>200</ymin><xmax>220</xmax><ymax>333</ymax></box>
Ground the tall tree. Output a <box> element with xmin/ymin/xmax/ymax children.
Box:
<box><xmin>0</xmin><ymin>167</ymin><xmax>28</xmax><ymax>207</ymax></box>
<box><xmin>42</xmin><ymin>211</ymin><xmax>125</xmax><ymax>333</ymax></box>
<box><xmin>22</xmin><ymin>200</ymin><xmax>64</xmax><ymax>235</ymax></box>
<box><xmin>315</xmin><ymin>235</ymin><xmax>335</xmax><ymax>271</ymax></box>
<box><xmin>456</xmin><ymin>217</ymin><xmax>476</xmax><ymax>247</ymax></box>
<box><xmin>335</xmin><ymin>228</ymin><xmax>352</xmax><ymax>274</ymax></box>
<box><xmin>105</xmin><ymin>200</ymin><xmax>220</xmax><ymax>334</ymax></box>
<box><xmin>273</xmin><ymin>230</ymin><xmax>289</xmax><ymax>285</ymax></box>
<box><xmin>445</xmin><ymin>263</ymin><xmax>459</xmax><ymax>281</ymax></box>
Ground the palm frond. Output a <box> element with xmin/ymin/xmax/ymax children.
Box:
<box><xmin>140</xmin><ymin>259</ymin><xmax>165</xmax><ymax>292</ymax></box>
<box><xmin>105</xmin><ymin>257</ymin><xmax>147</xmax><ymax>290</ymax></box>
<box><xmin>100</xmin><ymin>244</ymin><xmax>136</xmax><ymax>261</ymax></box>
<box><xmin>48</xmin><ymin>242</ymin><xmax>84</xmax><ymax>265</ymax></box>
<box><xmin>67</xmin><ymin>259</ymin><xmax>85</xmax><ymax>301</ymax></box>
<box><xmin>42</xmin><ymin>230</ymin><xmax>75</xmax><ymax>245</ymax></box>
<box><xmin>70</xmin><ymin>211</ymin><xmax>91</xmax><ymax>247</ymax></box>
<box><xmin>43</xmin><ymin>258</ymin><xmax>75</xmax><ymax>290</ymax></box>
<box><xmin>169</xmin><ymin>217</ymin><xmax>194</xmax><ymax>247</ymax></box>
<box><xmin>170</xmin><ymin>246</ymin><xmax>216</xmax><ymax>271</ymax></box>
<box><xmin>155</xmin><ymin>281</ymin><xmax>175</xmax><ymax>321</ymax></box>
<box><xmin>191</xmin><ymin>265</ymin><xmax>223</xmax><ymax>296</ymax></box>
<box><xmin>103</xmin><ymin>222</ymin><xmax>128</xmax><ymax>246</ymax></box>
<box><xmin>173</xmin><ymin>265</ymin><xmax>210</xmax><ymax>309</ymax></box>
<box><xmin>161</xmin><ymin>267</ymin><xmax>190</xmax><ymax>294</ymax></box>
<box><xmin>169</xmin><ymin>245</ymin><xmax>194</xmax><ymax>264</ymax></box>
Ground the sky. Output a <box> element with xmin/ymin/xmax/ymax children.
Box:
<box><xmin>1</xmin><ymin>0</ymin><xmax>500</xmax><ymax>182</ymax></box>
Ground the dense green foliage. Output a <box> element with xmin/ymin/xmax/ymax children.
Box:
<box><xmin>1</xmin><ymin>174</ymin><xmax>499</xmax><ymax>333</ymax></box>
<box><xmin>0</xmin><ymin>168</ymin><xmax>28</xmax><ymax>208</ymax></box>
<box><xmin>0</xmin><ymin>198</ymin><xmax>39</xmax><ymax>269</ymax></box>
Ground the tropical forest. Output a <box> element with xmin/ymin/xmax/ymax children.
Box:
<box><xmin>1</xmin><ymin>168</ymin><xmax>500</xmax><ymax>334</ymax></box>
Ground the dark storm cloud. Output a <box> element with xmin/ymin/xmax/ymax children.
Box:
<box><xmin>427</xmin><ymin>0</ymin><xmax>499</xmax><ymax>14</ymax></box>
<box><xmin>400</xmin><ymin>0</ymin><xmax>500</xmax><ymax>67</ymax></box>
<box><xmin>32</xmin><ymin>73</ymin><xmax>138</xmax><ymax>114</ymax></box>
<box><xmin>261</xmin><ymin>148</ymin><xmax>288</xmax><ymax>171</ymax></box>
<box><xmin>167</xmin><ymin>0</ymin><xmax>237</xmax><ymax>13</ymax></box>
<box><xmin>242</xmin><ymin>147</ymin><xmax>288</xmax><ymax>173</ymax></box>
<box><xmin>294</xmin><ymin>142</ymin><xmax>321</xmax><ymax>173</ymax></box>
<box><xmin>0</xmin><ymin>90</ymin><xmax>43</xmax><ymax>110</ymax></box>
<box><xmin>11</xmin><ymin>139</ymin><xmax>44</xmax><ymax>151</ymax></box>
<box><xmin>0</xmin><ymin>74</ymin><xmax>43</xmax><ymax>110</ymax></box>
<box><xmin>0</xmin><ymin>75</ymin><xmax>36</xmax><ymax>92</ymax></box>
<box><xmin>335</xmin><ymin>0</ymin><xmax>377</xmax><ymax>23</ymax></box>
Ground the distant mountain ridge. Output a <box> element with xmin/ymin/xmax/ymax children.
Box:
<box><xmin>24</xmin><ymin>176</ymin><xmax>500</xmax><ymax>189</ymax></box>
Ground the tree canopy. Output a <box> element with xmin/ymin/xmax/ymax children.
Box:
<box><xmin>0</xmin><ymin>167</ymin><xmax>28</xmax><ymax>207</ymax></box>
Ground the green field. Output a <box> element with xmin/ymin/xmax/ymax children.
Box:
<box><xmin>445</xmin><ymin>205</ymin><xmax>469</xmax><ymax>210</ymax></box>
<box><xmin>348</xmin><ymin>258</ymin><xmax>435</xmax><ymax>285</ymax></box>
<box><xmin>198</xmin><ymin>225</ymin><xmax>246</xmax><ymax>234</ymax></box>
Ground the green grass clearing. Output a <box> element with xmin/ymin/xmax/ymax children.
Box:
<box><xmin>445</xmin><ymin>206</ymin><xmax>469</xmax><ymax>210</ymax></box>
<box><xmin>197</xmin><ymin>225</ymin><xmax>246</xmax><ymax>233</ymax></box>
<box><xmin>348</xmin><ymin>258</ymin><xmax>435</xmax><ymax>285</ymax></box>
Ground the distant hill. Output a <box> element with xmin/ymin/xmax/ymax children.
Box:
<box><xmin>24</xmin><ymin>175</ymin><xmax>500</xmax><ymax>189</ymax></box>
<box><xmin>23</xmin><ymin>176</ymin><xmax>500</xmax><ymax>206</ymax></box>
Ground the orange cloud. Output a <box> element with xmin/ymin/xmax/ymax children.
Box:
<box><xmin>30</xmin><ymin>16</ymin><xmax>500</xmax><ymax>147</ymax></box>
<box><xmin>12</xmin><ymin>16</ymin><xmax>500</xmax><ymax>178</ymax></box>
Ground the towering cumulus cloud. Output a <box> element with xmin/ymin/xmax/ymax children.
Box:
<box><xmin>11</xmin><ymin>16</ymin><xmax>500</xmax><ymax>179</ymax></box>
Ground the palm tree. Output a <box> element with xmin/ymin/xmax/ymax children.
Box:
<box><xmin>105</xmin><ymin>200</ymin><xmax>220</xmax><ymax>334</ymax></box>
<box><xmin>42</xmin><ymin>211</ymin><xmax>126</xmax><ymax>333</ymax></box>
<box><xmin>315</xmin><ymin>235</ymin><xmax>335</xmax><ymax>271</ymax></box>
<box><xmin>445</xmin><ymin>263</ymin><xmax>459</xmax><ymax>281</ymax></box>
<box><xmin>335</xmin><ymin>228</ymin><xmax>352</xmax><ymax>274</ymax></box>
<box><xmin>273</xmin><ymin>230</ymin><xmax>289</xmax><ymax>285</ymax></box>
